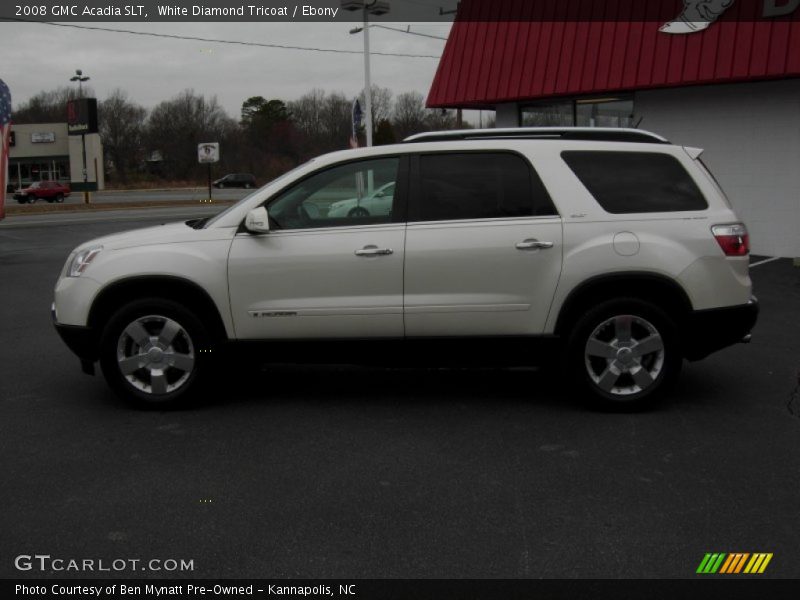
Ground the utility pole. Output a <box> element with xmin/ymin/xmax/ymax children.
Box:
<box><xmin>343</xmin><ymin>1</ymin><xmax>391</xmax><ymax>147</ymax></box>
<box><xmin>69</xmin><ymin>69</ymin><xmax>91</xmax><ymax>204</ymax></box>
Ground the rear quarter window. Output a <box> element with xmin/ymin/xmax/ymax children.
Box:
<box><xmin>561</xmin><ymin>151</ymin><xmax>708</xmax><ymax>213</ymax></box>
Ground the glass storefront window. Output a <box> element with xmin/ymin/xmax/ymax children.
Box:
<box><xmin>520</xmin><ymin>101</ymin><xmax>574</xmax><ymax>127</ymax></box>
<box><xmin>10</xmin><ymin>159</ymin><xmax>70</xmax><ymax>187</ymax></box>
<box><xmin>520</xmin><ymin>96</ymin><xmax>634</xmax><ymax>128</ymax></box>
<box><xmin>576</xmin><ymin>98</ymin><xmax>634</xmax><ymax>127</ymax></box>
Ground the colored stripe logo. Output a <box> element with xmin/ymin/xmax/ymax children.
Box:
<box><xmin>697</xmin><ymin>553</ymin><xmax>773</xmax><ymax>574</ymax></box>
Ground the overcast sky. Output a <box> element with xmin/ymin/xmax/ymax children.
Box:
<box><xmin>0</xmin><ymin>19</ymin><xmax>454</xmax><ymax>120</ymax></box>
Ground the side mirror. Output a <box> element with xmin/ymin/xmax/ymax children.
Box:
<box><xmin>245</xmin><ymin>207</ymin><xmax>270</xmax><ymax>233</ymax></box>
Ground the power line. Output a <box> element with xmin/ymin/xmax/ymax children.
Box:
<box><xmin>370</xmin><ymin>24</ymin><xmax>448</xmax><ymax>41</ymax></box>
<box><xmin>0</xmin><ymin>18</ymin><xmax>442</xmax><ymax>59</ymax></box>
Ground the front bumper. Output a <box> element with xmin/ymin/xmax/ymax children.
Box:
<box><xmin>683</xmin><ymin>296</ymin><xmax>759</xmax><ymax>361</ymax></box>
<box><xmin>52</xmin><ymin>304</ymin><xmax>98</xmax><ymax>374</ymax></box>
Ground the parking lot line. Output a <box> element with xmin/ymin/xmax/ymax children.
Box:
<box><xmin>750</xmin><ymin>256</ymin><xmax>782</xmax><ymax>268</ymax></box>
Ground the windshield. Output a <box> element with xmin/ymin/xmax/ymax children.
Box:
<box><xmin>203</xmin><ymin>161</ymin><xmax>312</xmax><ymax>228</ymax></box>
<box><xmin>28</xmin><ymin>182</ymin><xmax>41</xmax><ymax>189</ymax></box>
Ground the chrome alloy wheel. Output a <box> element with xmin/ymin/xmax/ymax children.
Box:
<box><xmin>116</xmin><ymin>315</ymin><xmax>196</xmax><ymax>395</ymax></box>
<box><xmin>584</xmin><ymin>314</ymin><xmax>665</xmax><ymax>397</ymax></box>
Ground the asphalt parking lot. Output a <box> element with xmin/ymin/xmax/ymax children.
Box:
<box><xmin>1</xmin><ymin>210</ymin><xmax>799</xmax><ymax>579</ymax></box>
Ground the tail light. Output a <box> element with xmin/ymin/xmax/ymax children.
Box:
<box><xmin>712</xmin><ymin>223</ymin><xmax>749</xmax><ymax>257</ymax></box>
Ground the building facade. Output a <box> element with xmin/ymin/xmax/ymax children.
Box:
<box><xmin>7</xmin><ymin>122</ymin><xmax>104</xmax><ymax>192</ymax></box>
<box><xmin>427</xmin><ymin>0</ymin><xmax>800</xmax><ymax>257</ymax></box>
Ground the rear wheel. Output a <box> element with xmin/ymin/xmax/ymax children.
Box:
<box><xmin>348</xmin><ymin>206</ymin><xmax>369</xmax><ymax>218</ymax></box>
<box><xmin>99</xmin><ymin>298</ymin><xmax>213</xmax><ymax>409</ymax></box>
<box><xmin>55</xmin><ymin>193</ymin><xmax>64</xmax><ymax>203</ymax></box>
<box><xmin>567</xmin><ymin>298</ymin><xmax>681</xmax><ymax>410</ymax></box>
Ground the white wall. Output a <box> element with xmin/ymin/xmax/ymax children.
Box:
<box><xmin>8</xmin><ymin>123</ymin><xmax>69</xmax><ymax>158</ymax></box>
<box><xmin>636</xmin><ymin>80</ymin><xmax>800</xmax><ymax>257</ymax></box>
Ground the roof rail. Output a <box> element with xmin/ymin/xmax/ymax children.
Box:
<box><xmin>403</xmin><ymin>127</ymin><xmax>669</xmax><ymax>144</ymax></box>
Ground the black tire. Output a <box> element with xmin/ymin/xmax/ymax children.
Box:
<box><xmin>55</xmin><ymin>193</ymin><xmax>64</xmax><ymax>203</ymax></box>
<box><xmin>99</xmin><ymin>298</ymin><xmax>213</xmax><ymax>409</ymax></box>
<box><xmin>566</xmin><ymin>298</ymin><xmax>681</xmax><ymax>411</ymax></box>
<box><xmin>244</xmin><ymin>183</ymin><xmax>253</xmax><ymax>189</ymax></box>
<box><xmin>218</xmin><ymin>183</ymin><xmax>225</xmax><ymax>189</ymax></box>
<box><xmin>28</xmin><ymin>196</ymin><xmax>37</xmax><ymax>204</ymax></box>
<box><xmin>348</xmin><ymin>206</ymin><xmax>369</xmax><ymax>218</ymax></box>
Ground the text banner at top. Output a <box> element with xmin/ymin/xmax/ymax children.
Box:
<box><xmin>2</xmin><ymin>0</ymin><xmax>800</xmax><ymax>23</ymax></box>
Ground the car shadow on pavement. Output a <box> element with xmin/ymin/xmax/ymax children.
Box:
<box><xmin>186</xmin><ymin>363</ymin><xmax>583</xmax><ymax>413</ymax></box>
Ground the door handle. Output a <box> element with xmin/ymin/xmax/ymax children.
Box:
<box><xmin>355</xmin><ymin>245</ymin><xmax>393</xmax><ymax>257</ymax></box>
<box><xmin>516</xmin><ymin>239</ymin><xmax>554</xmax><ymax>250</ymax></box>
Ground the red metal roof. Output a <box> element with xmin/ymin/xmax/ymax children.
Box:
<box><xmin>427</xmin><ymin>0</ymin><xmax>800</xmax><ymax>108</ymax></box>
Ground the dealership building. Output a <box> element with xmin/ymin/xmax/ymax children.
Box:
<box><xmin>427</xmin><ymin>0</ymin><xmax>800</xmax><ymax>257</ymax></box>
<box><xmin>6</xmin><ymin>122</ymin><xmax>104</xmax><ymax>192</ymax></box>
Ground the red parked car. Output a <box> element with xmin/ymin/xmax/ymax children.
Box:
<box><xmin>14</xmin><ymin>181</ymin><xmax>71</xmax><ymax>204</ymax></box>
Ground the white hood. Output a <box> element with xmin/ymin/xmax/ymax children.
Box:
<box><xmin>76</xmin><ymin>221</ymin><xmax>204</xmax><ymax>251</ymax></box>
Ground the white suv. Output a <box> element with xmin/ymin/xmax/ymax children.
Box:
<box><xmin>53</xmin><ymin>128</ymin><xmax>758</xmax><ymax>409</ymax></box>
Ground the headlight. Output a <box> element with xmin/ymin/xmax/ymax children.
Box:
<box><xmin>67</xmin><ymin>245</ymin><xmax>103</xmax><ymax>277</ymax></box>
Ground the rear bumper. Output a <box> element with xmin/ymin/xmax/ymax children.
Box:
<box><xmin>683</xmin><ymin>296</ymin><xmax>759</xmax><ymax>361</ymax></box>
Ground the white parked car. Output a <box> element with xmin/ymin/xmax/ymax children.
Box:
<box><xmin>326</xmin><ymin>182</ymin><xmax>396</xmax><ymax>218</ymax></box>
<box><xmin>53</xmin><ymin>128</ymin><xmax>758</xmax><ymax>409</ymax></box>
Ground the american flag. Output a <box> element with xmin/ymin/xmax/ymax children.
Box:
<box><xmin>350</xmin><ymin>98</ymin><xmax>362</xmax><ymax>149</ymax></box>
<box><xmin>0</xmin><ymin>78</ymin><xmax>11</xmax><ymax>221</ymax></box>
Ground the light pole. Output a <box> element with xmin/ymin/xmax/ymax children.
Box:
<box><xmin>69</xmin><ymin>69</ymin><xmax>90</xmax><ymax>203</ymax></box>
<box><xmin>343</xmin><ymin>1</ymin><xmax>390</xmax><ymax>147</ymax></box>
<box><xmin>69</xmin><ymin>69</ymin><xmax>90</xmax><ymax>98</ymax></box>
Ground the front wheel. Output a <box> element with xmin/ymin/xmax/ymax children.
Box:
<box><xmin>99</xmin><ymin>299</ymin><xmax>213</xmax><ymax>409</ymax></box>
<box><xmin>566</xmin><ymin>298</ymin><xmax>681</xmax><ymax>410</ymax></box>
<box><xmin>27</xmin><ymin>196</ymin><xmax>37</xmax><ymax>204</ymax></box>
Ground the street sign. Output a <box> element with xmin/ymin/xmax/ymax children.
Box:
<box><xmin>198</xmin><ymin>142</ymin><xmax>220</xmax><ymax>163</ymax></box>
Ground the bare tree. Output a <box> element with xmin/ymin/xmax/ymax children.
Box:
<box><xmin>289</xmin><ymin>89</ymin><xmax>352</xmax><ymax>156</ymax></box>
<box><xmin>288</xmin><ymin>88</ymin><xmax>326</xmax><ymax>137</ymax></box>
<box><xmin>393</xmin><ymin>91</ymin><xmax>427</xmax><ymax>140</ymax></box>
<box><xmin>360</xmin><ymin>85</ymin><xmax>393</xmax><ymax>131</ymax></box>
<box><xmin>424</xmin><ymin>108</ymin><xmax>459</xmax><ymax>131</ymax></box>
<box><xmin>12</xmin><ymin>86</ymin><xmax>95</xmax><ymax>123</ymax></box>
<box><xmin>99</xmin><ymin>89</ymin><xmax>147</xmax><ymax>182</ymax></box>
<box><xmin>145</xmin><ymin>89</ymin><xmax>237</xmax><ymax>179</ymax></box>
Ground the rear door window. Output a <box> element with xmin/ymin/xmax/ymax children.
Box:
<box><xmin>561</xmin><ymin>151</ymin><xmax>708</xmax><ymax>213</ymax></box>
<box><xmin>412</xmin><ymin>152</ymin><xmax>557</xmax><ymax>222</ymax></box>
